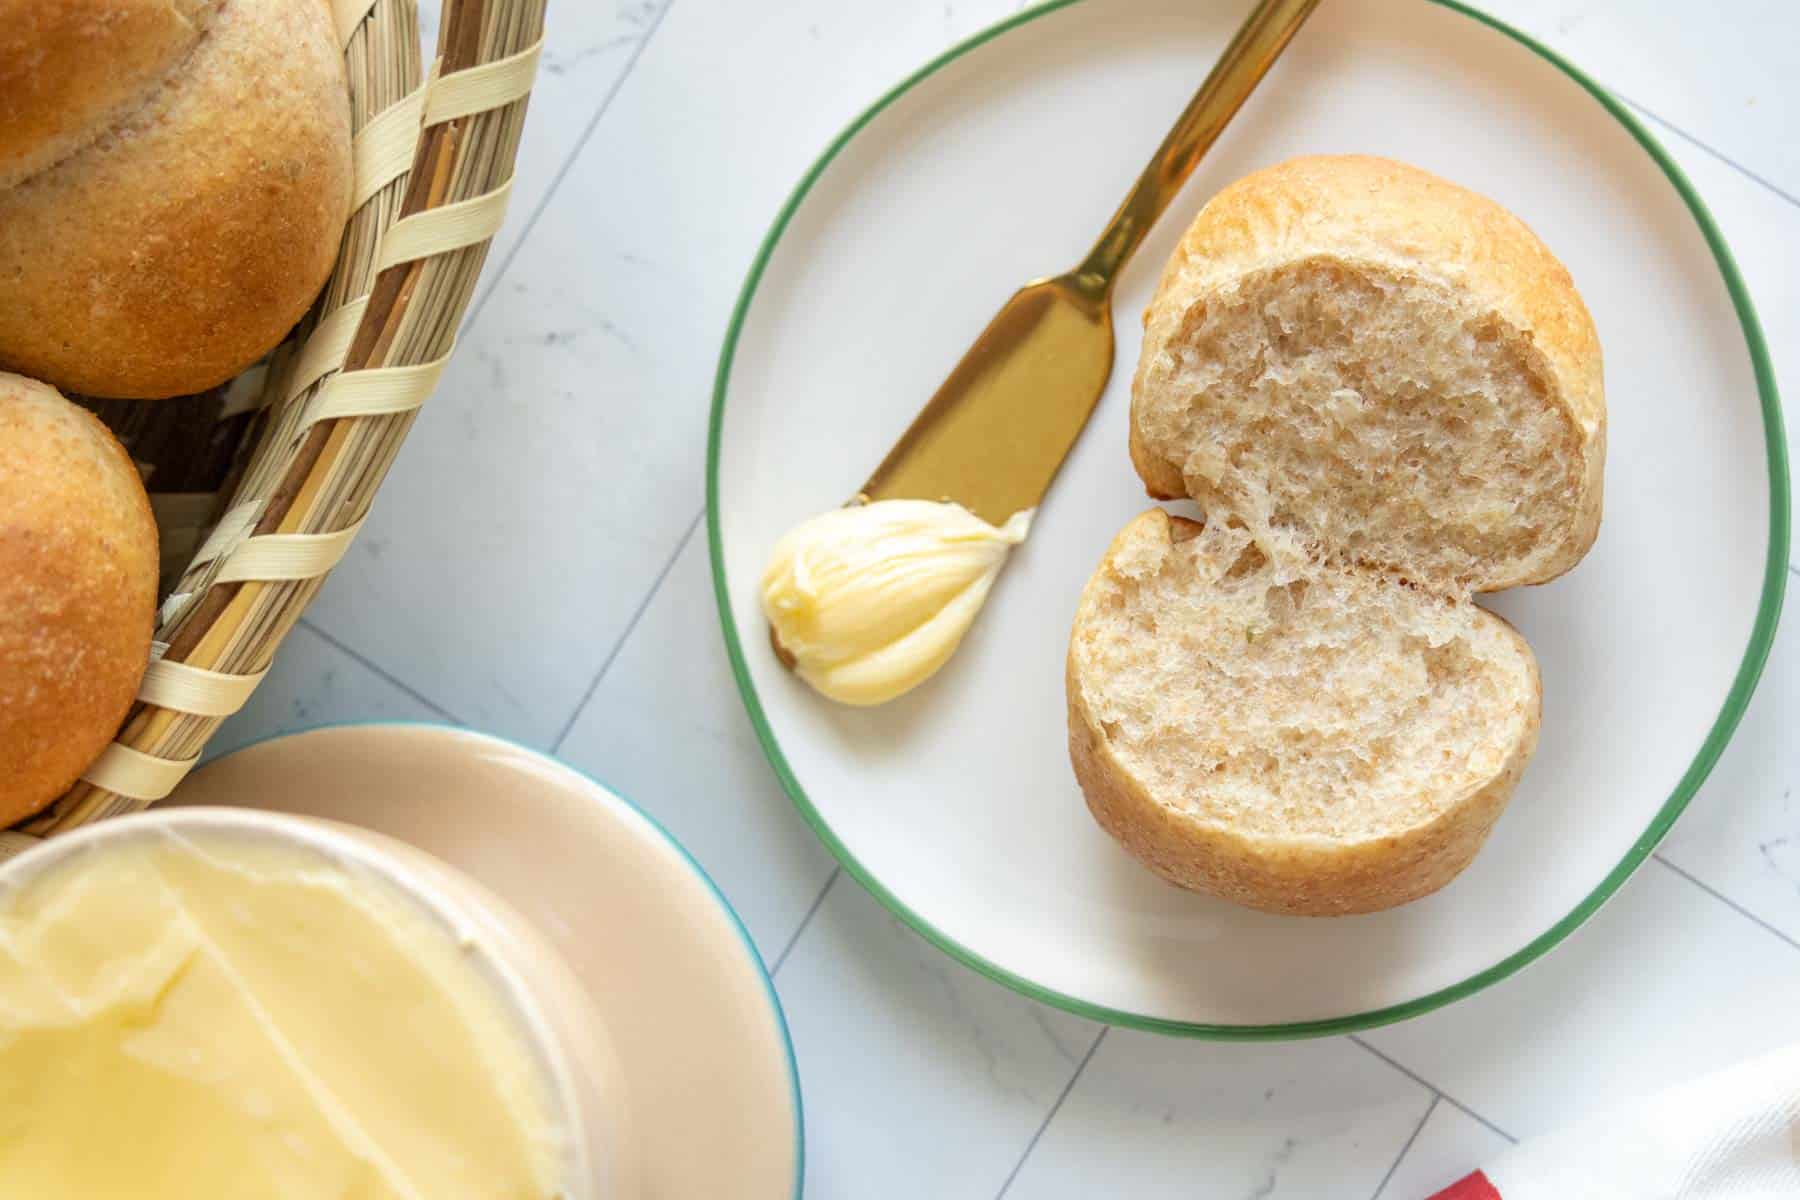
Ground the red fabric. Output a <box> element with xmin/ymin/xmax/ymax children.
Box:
<box><xmin>1428</xmin><ymin>1171</ymin><xmax>1502</xmax><ymax>1199</ymax></box>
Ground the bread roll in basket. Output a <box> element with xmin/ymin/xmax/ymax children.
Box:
<box><xmin>1</xmin><ymin>0</ymin><xmax>547</xmax><ymax>857</ymax></box>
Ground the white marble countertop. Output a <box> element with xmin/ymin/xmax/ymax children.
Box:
<box><xmin>213</xmin><ymin>1</ymin><xmax>1800</xmax><ymax>1194</ymax></box>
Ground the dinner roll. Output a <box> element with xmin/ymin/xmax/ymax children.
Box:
<box><xmin>1</xmin><ymin>373</ymin><xmax>158</xmax><ymax>826</ymax></box>
<box><xmin>1070</xmin><ymin>157</ymin><xmax>1604</xmax><ymax>914</ymax></box>
<box><xmin>0</xmin><ymin>0</ymin><xmax>352</xmax><ymax>399</ymax></box>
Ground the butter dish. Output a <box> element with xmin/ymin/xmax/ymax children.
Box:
<box><xmin>169</xmin><ymin>724</ymin><xmax>803</xmax><ymax>1199</ymax></box>
<box><xmin>0</xmin><ymin>806</ymin><xmax>633</xmax><ymax>1198</ymax></box>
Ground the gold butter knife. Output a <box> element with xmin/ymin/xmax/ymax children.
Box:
<box><xmin>862</xmin><ymin>0</ymin><xmax>1321</xmax><ymax>525</ymax></box>
<box><xmin>763</xmin><ymin>0</ymin><xmax>1322</xmax><ymax>696</ymax></box>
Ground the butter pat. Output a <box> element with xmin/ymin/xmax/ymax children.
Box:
<box><xmin>0</xmin><ymin>829</ymin><xmax>566</xmax><ymax>1199</ymax></box>
<box><xmin>760</xmin><ymin>499</ymin><xmax>1031</xmax><ymax>705</ymax></box>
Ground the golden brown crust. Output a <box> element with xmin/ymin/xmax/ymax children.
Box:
<box><xmin>0</xmin><ymin>373</ymin><xmax>158</xmax><ymax>826</ymax></box>
<box><xmin>1131</xmin><ymin>154</ymin><xmax>1604</xmax><ymax>591</ymax></box>
<box><xmin>0</xmin><ymin>0</ymin><xmax>222</xmax><ymax>190</ymax></box>
<box><xmin>0</xmin><ymin>0</ymin><xmax>351</xmax><ymax>399</ymax></box>
<box><xmin>1128</xmin><ymin>414</ymin><xmax>1187</xmax><ymax>502</ymax></box>
<box><xmin>1066</xmin><ymin>509</ymin><xmax>1542</xmax><ymax>916</ymax></box>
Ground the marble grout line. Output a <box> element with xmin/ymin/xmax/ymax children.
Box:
<box><xmin>993</xmin><ymin>1025</ymin><xmax>1111</xmax><ymax>1199</ymax></box>
<box><xmin>771</xmin><ymin>866</ymin><xmax>842</xmax><ymax>977</ymax></box>
<box><xmin>295</xmin><ymin>617</ymin><xmax>465</xmax><ymax>725</ymax></box>
<box><xmin>1653</xmin><ymin>853</ymin><xmax>1800</xmax><ymax>954</ymax></box>
<box><xmin>1616</xmin><ymin>92</ymin><xmax>1800</xmax><ymax>214</ymax></box>
<box><xmin>1348</xmin><ymin>1035</ymin><xmax>1517</xmax><ymax>1145</ymax></box>
<box><xmin>462</xmin><ymin>0</ymin><xmax>679</xmax><ymax>333</ymax></box>
<box><xmin>1370</xmin><ymin>1093</ymin><xmax>1439</xmax><ymax>1200</ymax></box>
<box><xmin>548</xmin><ymin>505</ymin><xmax>704</xmax><ymax>754</ymax></box>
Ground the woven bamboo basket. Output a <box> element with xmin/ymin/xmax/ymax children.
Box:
<box><xmin>0</xmin><ymin>0</ymin><xmax>546</xmax><ymax>859</ymax></box>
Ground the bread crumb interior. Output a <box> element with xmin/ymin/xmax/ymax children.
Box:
<box><xmin>1137</xmin><ymin>256</ymin><xmax>1583</xmax><ymax>592</ymax></box>
<box><xmin>1074</xmin><ymin>519</ymin><xmax>1533</xmax><ymax>839</ymax></box>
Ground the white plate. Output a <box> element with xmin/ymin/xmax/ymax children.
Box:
<box><xmin>709</xmin><ymin>0</ymin><xmax>1787</xmax><ymax>1035</ymax></box>
<box><xmin>172</xmin><ymin>724</ymin><xmax>802</xmax><ymax>1195</ymax></box>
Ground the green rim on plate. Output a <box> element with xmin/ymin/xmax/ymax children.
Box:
<box><xmin>707</xmin><ymin>0</ymin><xmax>1790</xmax><ymax>1039</ymax></box>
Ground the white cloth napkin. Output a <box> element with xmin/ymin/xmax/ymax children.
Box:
<box><xmin>1428</xmin><ymin>1042</ymin><xmax>1800</xmax><ymax>1199</ymax></box>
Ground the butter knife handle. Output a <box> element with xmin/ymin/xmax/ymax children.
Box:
<box><xmin>1074</xmin><ymin>0</ymin><xmax>1322</xmax><ymax>293</ymax></box>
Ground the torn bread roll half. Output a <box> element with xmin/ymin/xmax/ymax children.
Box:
<box><xmin>1070</xmin><ymin>156</ymin><xmax>1602</xmax><ymax>915</ymax></box>
<box><xmin>1130</xmin><ymin>154</ymin><xmax>1603</xmax><ymax>593</ymax></box>
<box><xmin>1068</xmin><ymin>511</ymin><xmax>1540</xmax><ymax>916</ymax></box>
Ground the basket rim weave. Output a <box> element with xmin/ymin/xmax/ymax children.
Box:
<box><xmin>4</xmin><ymin>0</ymin><xmax>549</xmax><ymax>852</ymax></box>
